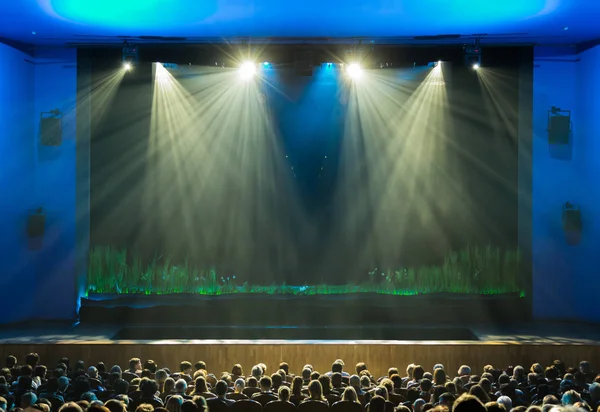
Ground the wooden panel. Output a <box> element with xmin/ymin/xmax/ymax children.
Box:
<box><xmin>1</xmin><ymin>343</ymin><xmax>599</xmax><ymax>378</ymax></box>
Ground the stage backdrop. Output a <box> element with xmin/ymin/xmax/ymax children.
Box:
<box><xmin>88</xmin><ymin>46</ymin><xmax>526</xmax><ymax>297</ymax></box>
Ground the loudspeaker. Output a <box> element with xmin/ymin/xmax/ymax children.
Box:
<box><xmin>40</xmin><ymin>117</ymin><xmax>62</xmax><ymax>146</ymax></box>
<box><xmin>549</xmin><ymin>115</ymin><xmax>570</xmax><ymax>145</ymax></box>
<box><xmin>27</xmin><ymin>209</ymin><xmax>45</xmax><ymax>238</ymax></box>
<box><xmin>562</xmin><ymin>203</ymin><xmax>582</xmax><ymax>233</ymax></box>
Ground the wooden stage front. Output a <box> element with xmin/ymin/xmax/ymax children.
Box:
<box><xmin>1</xmin><ymin>322</ymin><xmax>600</xmax><ymax>376</ymax></box>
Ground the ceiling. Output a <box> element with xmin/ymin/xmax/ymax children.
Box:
<box><xmin>1</xmin><ymin>0</ymin><xmax>600</xmax><ymax>46</ymax></box>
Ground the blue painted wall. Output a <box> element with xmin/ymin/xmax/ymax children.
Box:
<box><xmin>0</xmin><ymin>44</ymin><xmax>36</xmax><ymax>323</ymax></box>
<box><xmin>532</xmin><ymin>45</ymin><xmax>600</xmax><ymax>321</ymax></box>
<box><xmin>0</xmin><ymin>44</ymin><xmax>78</xmax><ymax>323</ymax></box>
<box><xmin>574</xmin><ymin>45</ymin><xmax>600</xmax><ymax>322</ymax></box>
<box><xmin>32</xmin><ymin>48</ymin><xmax>78</xmax><ymax>320</ymax></box>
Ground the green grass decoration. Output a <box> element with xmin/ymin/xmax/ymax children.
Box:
<box><xmin>87</xmin><ymin>245</ymin><xmax>524</xmax><ymax>296</ymax></box>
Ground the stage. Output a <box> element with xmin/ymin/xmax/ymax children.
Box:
<box><xmin>1</xmin><ymin>321</ymin><xmax>600</xmax><ymax>378</ymax></box>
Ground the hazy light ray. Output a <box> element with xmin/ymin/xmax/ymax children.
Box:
<box><xmin>87</xmin><ymin>68</ymin><xmax>126</xmax><ymax>122</ymax></box>
<box><xmin>435</xmin><ymin>70</ymin><xmax>519</xmax><ymax>194</ymax></box>
<box><xmin>147</xmin><ymin>64</ymin><xmax>300</xmax><ymax>274</ymax></box>
<box><xmin>150</xmin><ymin>64</ymin><xmax>197</xmax><ymax>249</ymax></box>
<box><xmin>334</xmin><ymin>64</ymin><xmax>459</xmax><ymax>265</ymax></box>
<box><xmin>477</xmin><ymin>68</ymin><xmax>519</xmax><ymax>137</ymax></box>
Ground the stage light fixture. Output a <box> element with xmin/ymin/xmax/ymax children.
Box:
<box><xmin>240</xmin><ymin>61</ymin><xmax>257</xmax><ymax>79</ymax></box>
<box><xmin>123</xmin><ymin>62</ymin><xmax>132</xmax><ymax>71</ymax></box>
<box><xmin>347</xmin><ymin>63</ymin><xmax>362</xmax><ymax>79</ymax></box>
<box><xmin>473</xmin><ymin>63</ymin><xmax>480</xmax><ymax>70</ymax></box>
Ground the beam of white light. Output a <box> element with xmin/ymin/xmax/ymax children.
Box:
<box><xmin>144</xmin><ymin>63</ymin><xmax>301</xmax><ymax>272</ymax></box>
<box><xmin>123</xmin><ymin>62</ymin><xmax>132</xmax><ymax>71</ymax></box>
<box><xmin>332</xmin><ymin>64</ymin><xmax>456</xmax><ymax>264</ymax></box>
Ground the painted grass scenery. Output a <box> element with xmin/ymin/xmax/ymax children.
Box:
<box><xmin>87</xmin><ymin>245</ymin><xmax>524</xmax><ymax>296</ymax></box>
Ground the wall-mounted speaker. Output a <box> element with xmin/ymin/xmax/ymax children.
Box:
<box><xmin>547</xmin><ymin>107</ymin><xmax>571</xmax><ymax>145</ymax></box>
<box><xmin>549</xmin><ymin>115</ymin><xmax>570</xmax><ymax>145</ymax></box>
<box><xmin>40</xmin><ymin>117</ymin><xmax>62</xmax><ymax>146</ymax></box>
<box><xmin>562</xmin><ymin>202</ymin><xmax>581</xmax><ymax>245</ymax></box>
<box><xmin>27</xmin><ymin>208</ymin><xmax>45</xmax><ymax>238</ymax></box>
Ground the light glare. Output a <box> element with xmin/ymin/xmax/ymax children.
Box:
<box><xmin>124</xmin><ymin>62</ymin><xmax>132</xmax><ymax>71</ymax></box>
<box><xmin>473</xmin><ymin>63</ymin><xmax>480</xmax><ymax>70</ymax></box>
<box><xmin>240</xmin><ymin>61</ymin><xmax>257</xmax><ymax>79</ymax></box>
<box><xmin>347</xmin><ymin>63</ymin><xmax>363</xmax><ymax>79</ymax></box>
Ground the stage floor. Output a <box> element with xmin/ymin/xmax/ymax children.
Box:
<box><xmin>1</xmin><ymin>321</ymin><xmax>600</xmax><ymax>344</ymax></box>
<box><xmin>1</xmin><ymin>321</ymin><xmax>600</xmax><ymax>379</ymax></box>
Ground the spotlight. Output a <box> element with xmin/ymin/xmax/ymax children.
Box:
<box><xmin>123</xmin><ymin>62</ymin><xmax>132</xmax><ymax>71</ymax></box>
<box><xmin>263</xmin><ymin>61</ymin><xmax>270</xmax><ymax>66</ymax></box>
<box><xmin>239</xmin><ymin>61</ymin><xmax>256</xmax><ymax>79</ymax></box>
<box><xmin>347</xmin><ymin>63</ymin><xmax>362</xmax><ymax>79</ymax></box>
<box><xmin>473</xmin><ymin>63</ymin><xmax>480</xmax><ymax>70</ymax></box>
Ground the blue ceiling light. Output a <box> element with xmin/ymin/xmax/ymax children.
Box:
<box><xmin>0</xmin><ymin>0</ymin><xmax>593</xmax><ymax>44</ymax></box>
<box><xmin>46</xmin><ymin>0</ymin><xmax>218</xmax><ymax>31</ymax></box>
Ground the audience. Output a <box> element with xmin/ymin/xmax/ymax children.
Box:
<box><xmin>0</xmin><ymin>354</ymin><xmax>597</xmax><ymax>412</ymax></box>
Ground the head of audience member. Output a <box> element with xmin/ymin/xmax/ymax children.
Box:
<box><xmin>318</xmin><ymin>375</ymin><xmax>333</xmax><ymax>395</ymax></box>
<box><xmin>469</xmin><ymin>385</ymin><xmax>490</xmax><ymax>404</ymax></box>
<box><xmin>458</xmin><ymin>365</ymin><xmax>471</xmax><ymax>377</ymax></box>
<box><xmin>308</xmin><ymin>380</ymin><xmax>325</xmax><ymax>401</ymax></box>
<box><xmin>193</xmin><ymin>377</ymin><xmax>208</xmax><ymax>394</ymax></box>
<box><xmin>360</xmin><ymin>375</ymin><xmax>372</xmax><ymax>389</ymax></box>
<box><xmin>356</xmin><ymin>363</ymin><xmax>367</xmax><ymax>375</ymax></box>
<box><xmin>6</xmin><ymin>356</ymin><xmax>17</xmax><ymax>369</ymax></box>
<box><xmin>128</xmin><ymin>358</ymin><xmax>141</xmax><ymax>373</ymax></box>
<box><xmin>331</xmin><ymin>372</ymin><xmax>343</xmax><ymax>389</ymax></box>
<box><xmin>251</xmin><ymin>365</ymin><xmax>263</xmax><ymax>381</ymax></box>
<box><xmin>484</xmin><ymin>402</ymin><xmax>506</xmax><ymax>412</ymax></box>
<box><xmin>291</xmin><ymin>376</ymin><xmax>303</xmax><ymax>397</ymax></box>
<box><xmin>413</xmin><ymin>399</ymin><xmax>426</xmax><ymax>412</ymax></box>
<box><xmin>278</xmin><ymin>386</ymin><xmax>291</xmax><ymax>402</ymax></box>
<box><xmin>21</xmin><ymin>391</ymin><xmax>37</xmax><ymax>408</ymax></box>
<box><xmin>438</xmin><ymin>393</ymin><xmax>456</xmax><ymax>409</ymax></box>
<box><xmin>59</xmin><ymin>402</ymin><xmax>84</xmax><ymax>412</ymax></box>
<box><xmin>180</xmin><ymin>362</ymin><xmax>193</xmax><ymax>376</ymax></box>
<box><xmin>174</xmin><ymin>379</ymin><xmax>187</xmax><ymax>395</ymax></box>
<box><xmin>271</xmin><ymin>372</ymin><xmax>283</xmax><ymax>390</ymax></box>
<box><xmin>105</xmin><ymin>400</ymin><xmax>127</xmax><ymax>412</ymax></box>
<box><xmin>166</xmin><ymin>395</ymin><xmax>184</xmax><ymax>412</ymax></box>
<box><xmin>214</xmin><ymin>380</ymin><xmax>228</xmax><ymax>398</ymax></box>
<box><xmin>143</xmin><ymin>360</ymin><xmax>157</xmax><ymax>374</ymax></box>
<box><xmin>278</xmin><ymin>362</ymin><xmax>289</xmax><ymax>376</ymax></box>
<box><xmin>561</xmin><ymin>390</ymin><xmax>582</xmax><ymax>406</ymax></box>
<box><xmin>231</xmin><ymin>364</ymin><xmax>243</xmax><ymax>378</ymax></box>
<box><xmin>530</xmin><ymin>364</ymin><xmax>543</xmax><ymax>375</ymax></box>
<box><xmin>453</xmin><ymin>394</ymin><xmax>486</xmax><ymax>412</ymax></box>
<box><xmin>342</xmin><ymin>387</ymin><xmax>358</xmax><ymax>402</ymax></box>
<box><xmin>412</xmin><ymin>366</ymin><xmax>425</xmax><ymax>382</ymax></box>
<box><xmin>332</xmin><ymin>360</ymin><xmax>344</xmax><ymax>374</ymax></box>
<box><xmin>497</xmin><ymin>395</ymin><xmax>513</xmax><ymax>411</ymax></box>
<box><xmin>260</xmin><ymin>376</ymin><xmax>272</xmax><ymax>393</ymax></box>
<box><xmin>181</xmin><ymin>400</ymin><xmax>198</xmax><ymax>412</ymax></box>
<box><xmin>433</xmin><ymin>368</ymin><xmax>447</xmax><ymax>386</ymax></box>
<box><xmin>301</xmin><ymin>368</ymin><xmax>312</xmax><ymax>382</ymax></box>
<box><xmin>140</xmin><ymin>378</ymin><xmax>159</xmax><ymax>398</ymax></box>
<box><xmin>406</xmin><ymin>364</ymin><xmax>416</xmax><ymax>379</ymax></box>
<box><xmin>234</xmin><ymin>378</ymin><xmax>245</xmax><ymax>394</ymax></box>
<box><xmin>247</xmin><ymin>377</ymin><xmax>258</xmax><ymax>389</ymax></box>
<box><xmin>368</xmin><ymin>395</ymin><xmax>386</xmax><ymax>412</ymax></box>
